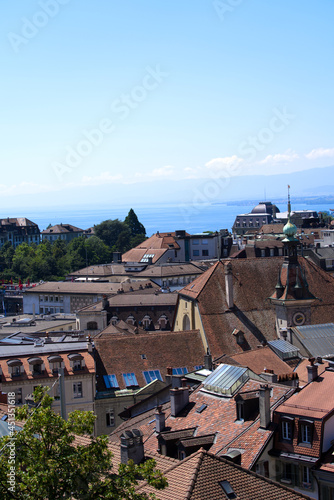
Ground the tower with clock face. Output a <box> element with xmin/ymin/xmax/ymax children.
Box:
<box><xmin>269</xmin><ymin>189</ymin><xmax>317</xmax><ymax>337</ymax></box>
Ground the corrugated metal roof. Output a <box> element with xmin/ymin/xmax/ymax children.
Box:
<box><xmin>203</xmin><ymin>364</ymin><xmax>248</xmax><ymax>396</ymax></box>
<box><xmin>292</xmin><ymin>323</ymin><xmax>334</xmax><ymax>358</ymax></box>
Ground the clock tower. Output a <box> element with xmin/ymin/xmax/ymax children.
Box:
<box><xmin>269</xmin><ymin>187</ymin><xmax>317</xmax><ymax>338</ymax></box>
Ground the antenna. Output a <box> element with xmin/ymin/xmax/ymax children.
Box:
<box><xmin>287</xmin><ymin>184</ymin><xmax>291</xmax><ymax>220</ymax></box>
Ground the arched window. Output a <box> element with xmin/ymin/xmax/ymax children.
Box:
<box><xmin>182</xmin><ymin>314</ymin><xmax>190</xmax><ymax>331</ymax></box>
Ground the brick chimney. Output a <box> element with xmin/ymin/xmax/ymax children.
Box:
<box><xmin>155</xmin><ymin>405</ymin><xmax>165</xmax><ymax>433</ymax></box>
<box><xmin>307</xmin><ymin>358</ymin><xmax>318</xmax><ymax>383</ymax></box>
<box><xmin>224</xmin><ymin>261</ymin><xmax>233</xmax><ymax>309</ymax></box>
<box><xmin>259</xmin><ymin>384</ymin><xmax>271</xmax><ymax>429</ymax></box>
<box><xmin>120</xmin><ymin>429</ymin><xmax>144</xmax><ymax>464</ymax></box>
<box><xmin>170</xmin><ymin>387</ymin><xmax>189</xmax><ymax>417</ymax></box>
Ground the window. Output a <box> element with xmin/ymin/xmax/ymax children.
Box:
<box><xmin>15</xmin><ymin>388</ymin><xmax>22</xmax><ymax>405</ymax></box>
<box><xmin>282</xmin><ymin>462</ymin><xmax>293</xmax><ymax>483</ymax></box>
<box><xmin>103</xmin><ymin>374</ymin><xmax>119</xmax><ymax>389</ymax></box>
<box><xmin>73</xmin><ymin>382</ymin><xmax>83</xmax><ymax>398</ymax></box>
<box><xmin>87</xmin><ymin>321</ymin><xmax>98</xmax><ymax>330</ymax></box>
<box><xmin>143</xmin><ymin>370</ymin><xmax>163</xmax><ymax>384</ymax></box>
<box><xmin>73</xmin><ymin>359</ymin><xmax>83</xmax><ymax>371</ymax></box>
<box><xmin>261</xmin><ymin>249</ymin><xmax>266</xmax><ymax>257</ymax></box>
<box><xmin>193</xmin><ymin>250</ymin><xmax>199</xmax><ymax>256</ymax></box>
<box><xmin>202</xmin><ymin>239</ymin><xmax>208</xmax><ymax>244</ymax></box>
<box><xmin>106</xmin><ymin>409</ymin><xmax>115</xmax><ymax>427</ymax></box>
<box><xmin>281</xmin><ymin>418</ymin><xmax>293</xmax><ymax>441</ymax></box>
<box><xmin>192</xmin><ymin>239</ymin><xmax>199</xmax><ymax>245</ymax></box>
<box><xmin>299</xmin><ymin>420</ymin><xmax>313</xmax><ymax>445</ymax></box>
<box><xmin>202</xmin><ymin>249</ymin><xmax>209</xmax><ymax>256</ymax></box>
<box><xmin>219</xmin><ymin>480</ymin><xmax>237</xmax><ymax>499</ymax></box>
<box><xmin>123</xmin><ymin>373</ymin><xmax>139</xmax><ymax>387</ymax></box>
<box><xmin>194</xmin><ymin>365</ymin><xmax>204</xmax><ymax>370</ymax></box>
<box><xmin>172</xmin><ymin>367</ymin><xmax>188</xmax><ymax>375</ymax></box>
<box><xmin>13</xmin><ymin>366</ymin><xmax>21</xmax><ymax>377</ymax></box>
<box><xmin>302</xmin><ymin>466</ymin><xmax>312</xmax><ymax>489</ymax></box>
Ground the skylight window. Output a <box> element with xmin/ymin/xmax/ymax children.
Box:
<box><xmin>219</xmin><ymin>480</ymin><xmax>237</xmax><ymax>499</ymax></box>
<box><xmin>203</xmin><ymin>364</ymin><xmax>249</xmax><ymax>397</ymax></box>
<box><xmin>103</xmin><ymin>374</ymin><xmax>119</xmax><ymax>389</ymax></box>
<box><xmin>143</xmin><ymin>370</ymin><xmax>163</xmax><ymax>384</ymax></box>
<box><xmin>196</xmin><ymin>404</ymin><xmax>207</xmax><ymax>414</ymax></box>
<box><xmin>172</xmin><ymin>367</ymin><xmax>188</xmax><ymax>375</ymax></box>
<box><xmin>123</xmin><ymin>373</ymin><xmax>138</xmax><ymax>387</ymax></box>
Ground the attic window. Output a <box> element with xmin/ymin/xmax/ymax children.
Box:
<box><xmin>196</xmin><ymin>404</ymin><xmax>207</xmax><ymax>414</ymax></box>
<box><xmin>143</xmin><ymin>370</ymin><xmax>162</xmax><ymax>384</ymax></box>
<box><xmin>123</xmin><ymin>373</ymin><xmax>139</xmax><ymax>387</ymax></box>
<box><xmin>219</xmin><ymin>480</ymin><xmax>237</xmax><ymax>499</ymax></box>
<box><xmin>141</xmin><ymin>354</ymin><xmax>147</xmax><ymax>359</ymax></box>
<box><xmin>103</xmin><ymin>374</ymin><xmax>119</xmax><ymax>389</ymax></box>
<box><xmin>172</xmin><ymin>367</ymin><xmax>188</xmax><ymax>375</ymax></box>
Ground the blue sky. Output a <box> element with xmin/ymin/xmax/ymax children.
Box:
<box><xmin>1</xmin><ymin>0</ymin><xmax>334</xmax><ymax>209</ymax></box>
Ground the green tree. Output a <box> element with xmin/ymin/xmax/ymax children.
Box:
<box><xmin>124</xmin><ymin>209</ymin><xmax>146</xmax><ymax>237</ymax></box>
<box><xmin>94</xmin><ymin>219</ymin><xmax>125</xmax><ymax>248</ymax></box>
<box><xmin>0</xmin><ymin>387</ymin><xmax>167</xmax><ymax>499</ymax></box>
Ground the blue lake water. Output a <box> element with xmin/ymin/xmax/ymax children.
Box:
<box><xmin>5</xmin><ymin>201</ymin><xmax>331</xmax><ymax>236</ymax></box>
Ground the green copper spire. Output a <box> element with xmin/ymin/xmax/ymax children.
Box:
<box><xmin>283</xmin><ymin>185</ymin><xmax>298</xmax><ymax>241</ymax></box>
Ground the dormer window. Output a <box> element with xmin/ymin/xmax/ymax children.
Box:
<box><xmin>280</xmin><ymin>416</ymin><xmax>294</xmax><ymax>441</ymax></box>
<box><xmin>28</xmin><ymin>357</ymin><xmax>44</xmax><ymax>376</ymax></box>
<box><xmin>7</xmin><ymin>359</ymin><xmax>23</xmax><ymax>378</ymax></box>
<box><xmin>68</xmin><ymin>353</ymin><xmax>84</xmax><ymax>371</ymax></box>
<box><xmin>48</xmin><ymin>355</ymin><xmax>63</xmax><ymax>375</ymax></box>
<box><xmin>299</xmin><ymin>419</ymin><xmax>313</xmax><ymax>446</ymax></box>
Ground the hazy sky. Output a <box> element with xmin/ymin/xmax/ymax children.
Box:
<box><xmin>1</xmin><ymin>1</ymin><xmax>334</xmax><ymax>209</ymax></box>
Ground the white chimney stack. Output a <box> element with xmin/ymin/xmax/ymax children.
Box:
<box><xmin>225</xmin><ymin>261</ymin><xmax>233</xmax><ymax>309</ymax></box>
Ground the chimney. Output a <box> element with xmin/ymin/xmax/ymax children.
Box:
<box><xmin>102</xmin><ymin>295</ymin><xmax>109</xmax><ymax>311</ymax></box>
<box><xmin>307</xmin><ymin>358</ymin><xmax>318</xmax><ymax>383</ymax></box>
<box><xmin>204</xmin><ymin>349</ymin><xmax>212</xmax><ymax>371</ymax></box>
<box><xmin>120</xmin><ymin>429</ymin><xmax>144</xmax><ymax>464</ymax></box>
<box><xmin>224</xmin><ymin>261</ymin><xmax>233</xmax><ymax>309</ymax></box>
<box><xmin>155</xmin><ymin>405</ymin><xmax>165</xmax><ymax>433</ymax></box>
<box><xmin>261</xmin><ymin>368</ymin><xmax>278</xmax><ymax>384</ymax></box>
<box><xmin>170</xmin><ymin>387</ymin><xmax>189</xmax><ymax>417</ymax></box>
<box><xmin>259</xmin><ymin>384</ymin><xmax>271</xmax><ymax>429</ymax></box>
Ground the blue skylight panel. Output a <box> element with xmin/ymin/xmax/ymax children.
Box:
<box><xmin>103</xmin><ymin>374</ymin><xmax>119</xmax><ymax>389</ymax></box>
<box><xmin>172</xmin><ymin>367</ymin><xmax>188</xmax><ymax>375</ymax></box>
<box><xmin>123</xmin><ymin>372</ymin><xmax>138</xmax><ymax>387</ymax></box>
<box><xmin>143</xmin><ymin>370</ymin><xmax>163</xmax><ymax>384</ymax></box>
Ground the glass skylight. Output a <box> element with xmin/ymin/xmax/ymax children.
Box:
<box><xmin>203</xmin><ymin>364</ymin><xmax>248</xmax><ymax>396</ymax></box>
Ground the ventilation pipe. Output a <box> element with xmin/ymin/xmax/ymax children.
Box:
<box><xmin>224</xmin><ymin>261</ymin><xmax>233</xmax><ymax>309</ymax></box>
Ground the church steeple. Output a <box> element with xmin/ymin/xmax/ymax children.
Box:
<box><xmin>269</xmin><ymin>186</ymin><xmax>317</xmax><ymax>335</ymax></box>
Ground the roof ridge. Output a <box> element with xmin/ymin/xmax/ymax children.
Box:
<box><xmin>184</xmin><ymin>449</ymin><xmax>206</xmax><ymax>500</ymax></box>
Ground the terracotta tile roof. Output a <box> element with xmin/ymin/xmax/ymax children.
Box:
<box><xmin>122</xmin><ymin>248</ymin><xmax>170</xmax><ymax>264</ymax></box>
<box><xmin>94</xmin><ymin>330</ymin><xmax>206</xmax><ymax>391</ymax></box>
<box><xmin>275</xmin><ymin>367</ymin><xmax>334</xmax><ymax>419</ymax></box>
<box><xmin>0</xmin><ymin>351</ymin><xmax>95</xmax><ymax>383</ymax></box>
<box><xmin>110</xmin><ymin>378</ymin><xmax>293</xmax><ymax>469</ymax></box>
<box><xmin>178</xmin><ymin>257</ymin><xmax>334</xmax><ymax>358</ymax></box>
<box><xmin>136</xmin><ymin>449</ymin><xmax>312</xmax><ymax>500</ymax></box>
<box><xmin>230</xmin><ymin>347</ymin><xmax>294</xmax><ymax>377</ymax></box>
<box><xmin>122</xmin><ymin>232</ymin><xmax>183</xmax><ymax>264</ymax></box>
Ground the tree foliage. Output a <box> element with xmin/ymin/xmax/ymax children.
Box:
<box><xmin>0</xmin><ymin>209</ymin><xmax>146</xmax><ymax>282</ymax></box>
<box><xmin>0</xmin><ymin>387</ymin><xmax>167</xmax><ymax>499</ymax></box>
